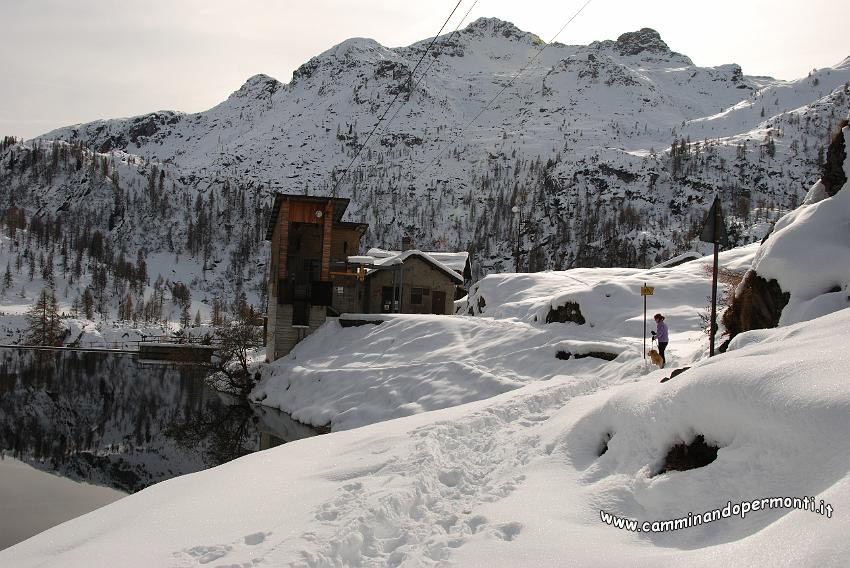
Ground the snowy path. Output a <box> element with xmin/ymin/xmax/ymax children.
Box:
<box><xmin>286</xmin><ymin>376</ymin><xmax>608</xmax><ymax>567</ymax></box>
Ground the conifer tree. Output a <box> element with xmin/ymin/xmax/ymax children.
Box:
<box><xmin>82</xmin><ymin>288</ymin><xmax>95</xmax><ymax>320</ymax></box>
<box><xmin>25</xmin><ymin>288</ymin><xmax>65</xmax><ymax>346</ymax></box>
<box><xmin>2</xmin><ymin>262</ymin><xmax>11</xmax><ymax>292</ymax></box>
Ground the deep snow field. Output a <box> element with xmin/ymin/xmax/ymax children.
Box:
<box><xmin>4</xmin><ymin>127</ymin><xmax>850</xmax><ymax>565</ymax></box>
<box><xmin>3</xmin><ymin>303</ymin><xmax>850</xmax><ymax>566</ymax></box>
<box><xmin>250</xmin><ymin>244</ymin><xmax>757</xmax><ymax>431</ymax></box>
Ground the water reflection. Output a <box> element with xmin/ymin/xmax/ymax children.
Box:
<box><xmin>0</xmin><ymin>348</ymin><xmax>319</xmax><ymax>493</ymax></box>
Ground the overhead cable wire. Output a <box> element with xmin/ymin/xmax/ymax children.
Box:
<box><xmin>330</xmin><ymin>0</ymin><xmax>466</xmax><ymax>197</ymax></box>
<box><xmin>410</xmin><ymin>0</ymin><xmax>594</xmax><ymax>182</ymax></box>
<box><xmin>371</xmin><ymin>0</ymin><xmax>481</xmax><ymax>149</ymax></box>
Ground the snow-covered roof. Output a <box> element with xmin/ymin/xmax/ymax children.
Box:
<box><xmin>652</xmin><ymin>250</ymin><xmax>704</xmax><ymax>268</ymax></box>
<box><xmin>361</xmin><ymin>248</ymin><xmax>471</xmax><ymax>279</ymax></box>
<box><xmin>349</xmin><ymin>249</ymin><xmax>465</xmax><ymax>284</ymax></box>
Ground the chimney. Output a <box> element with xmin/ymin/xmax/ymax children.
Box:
<box><xmin>402</xmin><ymin>235</ymin><xmax>413</xmax><ymax>252</ymax></box>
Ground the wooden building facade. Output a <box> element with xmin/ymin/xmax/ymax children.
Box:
<box><xmin>265</xmin><ymin>193</ymin><xmax>367</xmax><ymax>362</ymax></box>
<box><xmin>361</xmin><ymin>253</ymin><xmax>464</xmax><ymax>315</ymax></box>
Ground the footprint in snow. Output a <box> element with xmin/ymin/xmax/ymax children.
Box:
<box><xmin>180</xmin><ymin>544</ymin><xmax>232</xmax><ymax>564</ymax></box>
<box><xmin>466</xmin><ymin>515</ymin><xmax>488</xmax><ymax>533</ymax></box>
<box><xmin>492</xmin><ymin>522</ymin><xmax>523</xmax><ymax>541</ymax></box>
<box><xmin>243</xmin><ymin>532</ymin><xmax>270</xmax><ymax>546</ymax></box>
<box><xmin>438</xmin><ymin>469</ymin><xmax>463</xmax><ymax>487</ymax></box>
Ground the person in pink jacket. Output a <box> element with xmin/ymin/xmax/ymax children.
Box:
<box><xmin>652</xmin><ymin>313</ymin><xmax>669</xmax><ymax>368</ymax></box>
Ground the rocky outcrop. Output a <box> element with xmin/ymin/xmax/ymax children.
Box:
<box><xmin>615</xmin><ymin>28</ymin><xmax>670</xmax><ymax>56</ymax></box>
<box><xmin>461</xmin><ymin>17</ymin><xmax>543</xmax><ymax>45</ymax></box>
<box><xmin>720</xmin><ymin>120</ymin><xmax>849</xmax><ymax>346</ymax></box>
<box><xmin>822</xmin><ymin>119</ymin><xmax>848</xmax><ymax>196</ymax></box>
<box><xmin>546</xmin><ymin>301</ymin><xmax>586</xmax><ymax>325</ymax></box>
<box><xmin>556</xmin><ymin>350</ymin><xmax>617</xmax><ymax>361</ymax></box>
<box><xmin>656</xmin><ymin>435</ymin><xmax>719</xmax><ymax>475</ymax></box>
<box><xmin>720</xmin><ymin>271</ymin><xmax>789</xmax><ymax>350</ymax></box>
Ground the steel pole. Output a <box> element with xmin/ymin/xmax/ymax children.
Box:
<box><xmin>709</xmin><ymin>238</ymin><xmax>719</xmax><ymax>356</ymax></box>
<box><xmin>641</xmin><ymin>282</ymin><xmax>646</xmax><ymax>359</ymax></box>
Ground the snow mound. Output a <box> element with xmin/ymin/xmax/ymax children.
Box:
<box><xmin>752</xmin><ymin>125</ymin><xmax>850</xmax><ymax>325</ymax></box>
<box><xmin>251</xmin><ymin>314</ymin><xmax>631</xmax><ymax>431</ymax></box>
<box><xmin>465</xmin><ymin>245</ymin><xmax>757</xmax><ymax>326</ymax></box>
<box><xmin>251</xmin><ymin>244</ymin><xmax>758</xmax><ymax>431</ymax></box>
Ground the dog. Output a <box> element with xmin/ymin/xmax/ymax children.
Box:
<box><xmin>647</xmin><ymin>349</ymin><xmax>664</xmax><ymax>368</ymax></box>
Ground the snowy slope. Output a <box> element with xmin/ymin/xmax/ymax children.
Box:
<box><xmin>4</xmin><ymin>307</ymin><xmax>850</xmax><ymax>566</ymax></box>
<box><xmin>750</xmin><ymin>126</ymin><xmax>850</xmax><ymax>325</ymax></box>
<box><xmin>252</xmin><ymin>244</ymin><xmax>757</xmax><ymax>430</ymax></box>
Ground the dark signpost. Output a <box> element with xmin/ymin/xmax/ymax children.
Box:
<box><xmin>641</xmin><ymin>284</ymin><xmax>654</xmax><ymax>359</ymax></box>
<box><xmin>700</xmin><ymin>195</ymin><xmax>728</xmax><ymax>356</ymax></box>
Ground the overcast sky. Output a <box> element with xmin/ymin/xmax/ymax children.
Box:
<box><xmin>1</xmin><ymin>0</ymin><xmax>847</xmax><ymax>139</ymax></box>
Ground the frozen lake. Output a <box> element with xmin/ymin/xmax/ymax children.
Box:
<box><xmin>0</xmin><ymin>348</ymin><xmax>320</xmax><ymax>550</ymax></box>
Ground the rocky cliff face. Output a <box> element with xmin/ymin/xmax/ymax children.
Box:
<box><xmin>822</xmin><ymin>118</ymin><xmax>849</xmax><ymax>195</ymax></box>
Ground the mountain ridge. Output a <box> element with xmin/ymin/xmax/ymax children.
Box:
<box><xmin>0</xmin><ymin>17</ymin><xmax>847</xmax><ymax>328</ymax></box>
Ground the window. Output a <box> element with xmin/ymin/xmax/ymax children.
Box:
<box><xmin>292</xmin><ymin>301</ymin><xmax>309</xmax><ymax>326</ymax></box>
<box><xmin>277</xmin><ymin>279</ymin><xmax>286</xmax><ymax>305</ymax></box>
<box><xmin>311</xmin><ymin>281</ymin><xmax>333</xmax><ymax>306</ymax></box>
<box><xmin>381</xmin><ymin>286</ymin><xmax>400</xmax><ymax>313</ymax></box>
<box><xmin>411</xmin><ymin>287</ymin><xmax>424</xmax><ymax>305</ymax></box>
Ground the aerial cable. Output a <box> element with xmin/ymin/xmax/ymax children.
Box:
<box><xmin>332</xmin><ymin>0</ymin><xmax>481</xmax><ymax>201</ymax></box>
<box><xmin>409</xmin><ymin>0</ymin><xmax>594</xmax><ymax>183</ymax></box>
<box><xmin>373</xmin><ymin>0</ymin><xmax>481</xmax><ymax>149</ymax></box>
<box><xmin>330</xmin><ymin>0</ymin><xmax>466</xmax><ymax>198</ymax></box>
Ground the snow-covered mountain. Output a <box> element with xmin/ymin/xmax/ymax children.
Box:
<box><xmin>1</xmin><ymin>18</ymin><xmax>848</xmax><ymax>323</ymax></box>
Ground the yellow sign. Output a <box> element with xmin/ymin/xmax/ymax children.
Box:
<box><xmin>640</xmin><ymin>286</ymin><xmax>655</xmax><ymax>296</ymax></box>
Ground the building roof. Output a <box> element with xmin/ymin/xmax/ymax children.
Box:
<box><xmin>335</xmin><ymin>221</ymin><xmax>370</xmax><ymax>234</ymax></box>
<box><xmin>265</xmin><ymin>193</ymin><xmax>353</xmax><ymax>240</ymax></box>
<box><xmin>349</xmin><ymin>249</ymin><xmax>466</xmax><ymax>284</ymax></box>
<box><xmin>362</xmin><ymin>248</ymin><xmax>472</xmax><ymax>280</ymax></box>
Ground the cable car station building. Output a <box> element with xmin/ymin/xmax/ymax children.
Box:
<box><xmin>265</xmin><ymin>193</ymin><xmax>367</xmax><ymax>361</ymax></box>
<box><xmin>265</xmin><ymin>193</ymin><xmax>471</xmax><ymax>362</ymax></box>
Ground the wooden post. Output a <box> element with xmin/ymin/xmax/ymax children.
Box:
<box><xmin>640</xmin><ymin>283</ymin><xmax>654</xmax><ymax>359</ymax></box>
<box><xmin>398</xmin><ymin>262</ymin><xmax>404</xmax><ymax>313</ymax></box>
<box><xmin>278</xmin><ymin>200</ymin><xmax>290</xmax><ymax>281</ymax></box>
<box><xmin>700</xmin><ymin>195</ymin><xmax>726</xmax><ymax>357</ymax></box>
<box><xmin>320</xmin><ymin>201</ymin><xmax>333</xmax><ymax>281</ymax></box>
<box><xmin>709</xmin><ymin>235</ymin><xmax>719</xmax><ymax>357</ymax></box>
